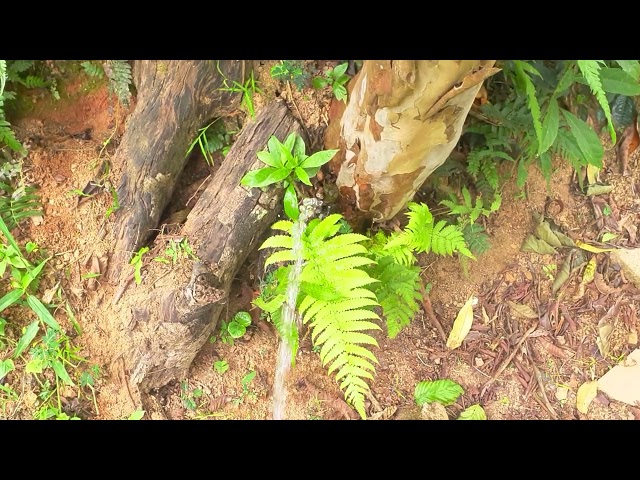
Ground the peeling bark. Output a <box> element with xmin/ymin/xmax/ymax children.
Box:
<box><xmin>120</xmin><ymin>101</ymin><xmax>302</xmax><ymax>392</ymax></box>
<box><xmin>326</xmin><ymin>60</ymin><xmax>499</xmax><ymax>222</ymax></box>
<box><xmin>109</xmin><ymin>60</ymin><xmax>245</xmax><ymax>281</ymax></box>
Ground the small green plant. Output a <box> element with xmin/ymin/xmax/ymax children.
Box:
<box><xmin>79</xmin><ymin>365</ymin><xmax>101</xmax><ymax>416</ymax></box>
<box><xmin>129</xmin><ymin>247</ymin><xmax>149</xmax><ymax>285</ymax></box>
<box><xmin>105</xmin><ymin>185</ymin><xmax>120</xmax><ymax>219</ymax></box>
<box><xmin>154</xmin><ymin>238</ymin><xmax>197</xmax><ymax>265</ymax></box>
<box><xmin>80</xmin><ymin>61</ymin><xmax>104</xmax><ymax>79</ymax></box>
<box><xmin>213</xmin><ymin>360</ymin><xmax>229</xmax><ymax>375</ymax></box>
<box><xmin>103</xmin><ymin>60</ymin><xmax>132</xmax><ymax>106</ymax></box>
<box><xmin>240</xmin><ymin>132</ymin><xmax>337</xmax><ymax>220</ymax></box>
<box><xmin>227</xmin><ymin>311</ymin><xmax>251</xmax><ymax>338</ymax></box>
<box><xmin>186</xmin><ymin>119</ymin><xmax>235</xmax><ymax>166</ymax></box>
<box><xmin>414</xmin><ymin>379</ymin><xmax>464</xmax><ymax>407</ymax></box>
<box><xmin>232</xmin><ymin>370</ymin><xmax>256</xmax><ymax>405</ymax></box>
<box><xmin>312</xmin><ymin>62</ymin><xmax>350</xmax><ymax>103</ymax></box>
<box><xmin>270</xmin><ymin>60</ymin><xmax>310</xmax><ymax>90</ymax></box>
<box><xmin>180</xmin><ymin>381</ymin><xmax>204</xmax><ymax>411</ymax></box>
<box><xmin>217</xmin><ymin>64</ymin><xmax>261</xmax><ymax>119</ymax></box>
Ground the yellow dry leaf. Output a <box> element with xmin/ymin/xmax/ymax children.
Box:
<box><xmin>582</xmin><ymin>257</ymin><xmax>596</xmax><ymax>283</ymax></box>
<box><xmin>576</xmin><ymin>240</ymin><xmax>617</xmax><ymax>253</ymax></box>
<box><xmin>576</xmin><ymin>380</ymin><xmax>598</xmax><ymax>414</ymax></box>
<box><xmin>446</xmin><ymin>296</ymin><xmax>477</xmax><ymax>350</ymax></box>
<box><xmin>586</xmin><ymin>164</ymin><xmax>600</xmax><ymax>185</ymax></box>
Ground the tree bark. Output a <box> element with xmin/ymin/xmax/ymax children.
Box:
<box><xmin>122</xmin><ymin>100</ymin><xmax>302</xmax><ymax>392</ymax></box>
<box><xmin>325</xmin><ymin>60</ymin><xmax>500</xmax><ymax>222</ymax></box>
<box><xmin>109</xmin><ymin>60</ymin><xmax>245</xmax><ymax>281</ymax></box>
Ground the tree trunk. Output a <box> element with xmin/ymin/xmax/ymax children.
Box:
<box><xmin>325</xmin><ymin>60</ymin><xmax>500</xmax><ymax>222</ymax></box>
<box><xmin>109</xmin><ymin>60</ymin><xmax>245</xmax><ymax>281</ymax></box>
<box><xmin>121</xmin><ymin>100</ymin><xmax>302</xmax><ymax>392</ymax></box>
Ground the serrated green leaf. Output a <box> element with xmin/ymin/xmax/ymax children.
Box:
<box><xmin>540</xmin><ymin>100</ymin><xmax>559</xmax><ymax>154</ymax></box>
<box><xmin>254</xmin><ymin>293</ymin><xmax>285</xmax><ymax>313</ymax></box>
<box><xmin>233</xmin><ymin>311</ymin><xmax>252</xmax><ymax>327</ymax></box>
<box><xmin>0</xmin><ymin>358</ymin><xmax>14</xmax><ymax>378</ymax></box>
<box><xmin>599</xmin><ymin>68</ymin><xmax>640</xmax><ymax>96</ymax></box>
<box><xmin>271</xmin><ymin>220</ymin><xmax>293</xmax><ymax>232</ymax></box>
<box><xmin>227</xmin><ymin>321</ymin><xmax>246</xmax><ymax>338</ymax></box>
<box><xmin>14</xmin><ymin>320</ymin><xmax>39</xmax><ymax>358</ymax></box>
<box><xmin>458</xmin><ymin>404</ymin><xmax>487</xmax><ymax>420</ymax></box>
<box><xmin>514</xmin><ymin>61</ymin><xmax>543</xmax><ymax>154</ymax></box>
<box><xmin>264</xmin><ymin>249</ymin><xmax>295</xmax><ymax>268</ymax></box>
<box><xmin>521</xmin><ymin>235</ymin><xmax>557</xmax><ymax>255</ymax></box>
<box><xmin>283</xmin><ymin>183</ymin><xmax>299</xmax><ymax>221</ymax></box>
<box><xmin>562</xmin><ymin>109</ymin><xmax>604</xmax><ymax>168</ymax></box>
<box><xmin>26</xmin><ymin>295</ymin><xmax>60</xmax><ymax>331</ymax></box>
<box><xmin>25</xmin><ymin>358</ymin><xmax>44</xmax><ymax>374</ymax></box>
<box><xmin>414</xmin><ymin>379</ymin><xmax>464</xmax><ymax>407</ymax></box>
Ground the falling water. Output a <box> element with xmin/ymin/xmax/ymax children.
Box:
<box><xmin>272</xmin><ymin>198</ymin><xmax>322</xmax><ymax>420</ymax></box>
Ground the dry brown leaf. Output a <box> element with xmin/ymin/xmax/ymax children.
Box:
<box><xmin>446</xmin><ymin>295</ymin><xmax>477</xmax><ymax>350</ymax></box>
<box><xmin>618</xmin><ymin>118</ymin><xmax>639</xmax><ymax>175</ymax></box>
<box><xmin>368</xmin><ymin>406</ymin><xmax>397</xmax><ymax>420</ymax></box>
<box><xmin>506</xmin><ymin>301</ymin><xmax>539</xmax><ymax>319</ymax></box>
<box><xmin>576</xmin><ymin>380</ymin><xmax>598</xmax><ymax>414</ymax></box>
<box><xmin>597</xmin><ymin>324</ymin><xmax>613</xmax><ymax>357</ymax></box>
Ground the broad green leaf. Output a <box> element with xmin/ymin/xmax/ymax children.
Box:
<box><xmin>615</xmin><ymin>60</ymin><xmax>640</xmax><ymax>80</ymax></box>
<box><xmin>256</xmin><ymin>150</ymin><xmax>282</xmax><ymax>168</ymax></box>
<box><xmin>601</xmin><ymin>232</ymin><xmax>618</xmax><ymax>242</ymax></box>
<box><xmin>128</xmin><ymin>410</ymin><xmax>145</xmax><ymax>420</ymax></box>
<box><xmin>539</xmin><ymin>151</ymin><xmax>553</xmax><ymax>181</ymax></box>
<box><xmin>283</xmin><ymin>132</ymin><xmax>297</xmax><ymax>153</ymax></box>
<box><xmin>521</xmin><ymin>235</ymin><xmax>557</xmax><ymax>255</ymax></box>
<box><xmin>0</xmin><ymin>358</ymin><xmax>14</xmax><ymax>378</ymax></box>
<box><xmin>242</xmin><ymin>167</ymin><xmax>290</xmax><ymax>188</ymax></box>
<box><xmin>214</xmin><ymin>360</ymin><xmax>229</xmax><ymax>375</ymax></box>
<box><xmin>233</xmin><ymin>311</ymin><xmax>252</xmax><ymax>327</ymax></box>
<box><xmin>267</xmin><ymin>135</ymin><xmax>284</xmax><ymax>156</ymax></box>
<box><xmin>333</xmin><ymin>62</ymin><xmax>349</xmax><ymax>78</ymax></box>
<box><xmin>0</xmin><ymin>317</ymin><xmax>5</xmax><ymax>335</ymax></box>
<box><xmin>599</xmin><ymin>68</ymin><xmax>640</xmax><ymax>96</ymax></box>
<box><xmin>283</xmin><ymin>183</ymin><xmax>299</xmax><ymax>221</ymax></box>
<box><xmin>562</xmin><ymin>109</ymin><xmax>604</xmax><ymax>168</ymax></box>
<box><xmin>312</xmin><ymin>76</ymin><xmax>328</xmax><ymax>89</ymax></box>
<box><xmin>414</xmin><ymin>379</ymin><xmax>464</xmax><ymax>407</ymax></box>
<box><xmin>334</xmin><ymin>84</ymin><xmax>348</xmax><ymax>103</ymax></box>
<box><xmin>0</xmin><ymin>289</ymin><xmax>23</xmax><ymax>312</ymax></box>
<box><xmin>227</xmin><ymin>321</ymin><xmax>246</xmax><ymax>338</ymax></box>
<box><xmin>300</xmin><ymin>149</ymin><xmax>338</xmax><ymax>169</ymax></box>
<box><xmin>611</xmin><ymin>94</ymin><xmax>637</xmax><ymax>130</ymax></box>
<box><xmin>458</xmin><ymin>404</ymin><xmax>487</xmax><ymax>420</ymax></box>
<box><xmin>576</xmin><ymin>380</ymin><xmax>598</xmax><ymax>414</ymax></box>
<box><xmin>22</xmin><ymin>256</ymin><xmax>50</xmax><ymax>291</ymax></box>
<box><xmin>294</xmin><ymin>166</ymin><xmax>312</xmax><ymax>186</ymax></box>
<box><xmin>26</xmin><ymin>295</ymin><xmax>61</xmax><ymax>331</ymax></box>
<box><xmin>25</xmin><ymin>358</ymin><xmax>45</xmax><ymax>374</ymax></box>
<box><xmin>446</xmin><ymin>296</ymin><xmax>476</xmax><ymax>350</ymax></box>
<box><xmin>292</xmin><ymin>133</ymin><xmax>306</xmax><ymax>160</ymax></box>
<box><xmin>13</xmin><ymin>320</ymin><xmax>39</xmax><ymax>358</ymax></box>
<box><xmin>540</xmin><ymin>100</ymin><xmax>559</xmax><ymax>154</ymax></box>
<box><xmin>276</xmin><ymin>140</ymin><xmax>296</xmax><ymax>168</ymax></box>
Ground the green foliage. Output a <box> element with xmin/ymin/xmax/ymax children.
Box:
<box><xmin>270</xmin><ymin>60</ymin><xmax>310</xmax><ymax>90</ymax></box>
<box><xmin>313</xmin><ymin>62</ymin><xmax>350</xmax><ymax>103</ymax></box>
<box><xmin>80</xmin><ymin>61</ymin><xmax>104</xmax><ymax>79</ymax></box>
<box><xmin>458</xmin><ymin>404</ymin><xmax>487</xmax><ymax>420</ymax></box>
<box><xmin>186</xmin><ymin>119</ymin><xmax>236</xmax><ymax>166</ymax></box>
<box><xmin>232</xmin><ymin>370</ymin><xmax>257</xmax><ymax>405</ymax></box>
<box><xmin>180</xmin><ymin>381</ymin><xmax>204</xmax><ymax>411</ymax></box>
<box><xmin>0</xmin><ymin>183</ymin><xmax>42</xmax><ymax>230</ymax></box>
<box><xmin>240</xmin><ymin>132</ymin><xmax>337</xmax><ymax>220</ymax></box>
<box><xmin>414</xmin><ymin>379</ymin><xmax>464</xmax><ymax>406</ymax></box>
<box><xmin>218</xmin><ymin>65</ymin><xmax>262</xmax><ymax>119</ymax></box>
<box><xmin>127</xmin><ymin>410</ymin><xmax>145</xmax><ymax>420</ymax></box>
<box><xmin>213</xmin><ymin>360</ymin><xmax>229</xmax><ymax>375</ymax></box>
<box><xmin>577</xmin><ymin>60</ymin><xmax>615</xmax><ymax>143</ymax></box>
<box><xmin>154</xmin><ymin>238</ymin><xmax>197</xmax><ymax>265</ymax></box>
<box><xmin>386</xmin><ymin>202</ymin><xmax>474</xmax><ymax>260</ymax></box>
<box><xmin>227</xmin><ymin>311</ymin><xmax>252</xmax><ymax>338</ymax></box>
<box><xmin>129</xmin><ymin>247</ymin><xmax>149</xmax><ymax>285</ymax></box>
<box><xmin>104</xmin><ymin>60</ymin><xmax>132</xmax><ymax>106</ymax></box>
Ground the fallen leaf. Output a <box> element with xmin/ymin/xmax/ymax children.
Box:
<box><xmin>535</xmin><ymin>221</ymin><xmax>563</xmax><ymax>247</ymax></box>
<box><xmin>576</xmin><ymin>380</ymin><xmax>598</xmax><ymax>414</ymax></box>
<box><xmin>618</xmin><ymin>117</ymin><xmax>639</xmax><ymax>174</ymax></box>
<box><xmin>576</xmin><ymin>240</ymin><xmax>617</xmax><ymax>253</ymax></box>
<box><xmin>457</xmin><ymin>404</ymin><xmax>487</xmax><ymax>420</ymax></box>
<box><xmin>368</xmin><ymin>406</ymin><xmax>397</xmax><ymax>420</ymax></box>
<box><xmin>521</xmin><ymin>235</ymin><xmax>557</xmax><ymax>255</ymax></box>
<box><xmin>41</xmin><ymin>282</ymin><xmax>60</xmax><ymax>304</ymax></box>
<box><xmin>554</xmin><ymin>231</ymin><xmax>576</xmax><ymax>247</ymax></box>
<box><xmin>586</xmin><ymin>164</ymin><xmax>600</xmax><ymax>185</ymax></box>
<box><xmin>586</xmin><ymin>184</ymin><xmax>614</xmax><ymax>196</ymax></box>
<box><xmin>555</xmin><ymin>387</ymin><xmax>569</xmax><ymax>401</ymax></box>
<box><xmin>446</xmin><ymin>296</ymin><xmax>477</xmax><ymax>350</ymax></box>
<box><xmin>601</xmin><ymin>232</ymin><xmax>618</xmax><ymax>243</ymax></box>
<box><xmin>552</xmin><ymin>254</ymin><xmax>572</xmax><ymax>295</ymax></box>
<box><xmin>596</xmin><ymin>324</ymin><xmax>613</xmax><ymax>357</ymax></box>
<box><xmin>506</xmin><ymin>301</ymin><xmax>539</xmax><ymax>319</ymax></box>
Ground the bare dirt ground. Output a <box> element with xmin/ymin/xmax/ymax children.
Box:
<box><xmin>2</xmin><ymin>61</ymin><xmax>639</xmax><ymax>420</ymax></box>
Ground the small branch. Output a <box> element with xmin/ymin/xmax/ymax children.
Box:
<box><xmin>419</xmin><ymin>282</ymin><xmax>447</xmax><ymax>342</ymax></box>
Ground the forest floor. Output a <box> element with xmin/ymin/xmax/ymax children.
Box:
<box><xmin>1</xmin><ymin>60</ymin><xmax>639</xmax><ymax>420</ymax></box>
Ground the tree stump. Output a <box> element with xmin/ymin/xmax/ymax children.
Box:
<box><xmin>109</xmin><ymin>60</ymin><xmax>245</xmax><ymax>281</ymax></box>
<box><xmin>119</xmin><ymin>100</ymin><xmax>303</xmax><ymax>393</ymax></box>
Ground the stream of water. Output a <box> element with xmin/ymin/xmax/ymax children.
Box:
<box><xmin>272</xmin><ymin>198</ymin><xmax>322</xmax><ymax>420</ymax></box>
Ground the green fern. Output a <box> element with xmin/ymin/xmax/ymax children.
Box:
<box><xmin>105</xmin><ymin>60</ymin><xmax>132</xmax><ymax>106</ymax></box>
<box><xmin>80</xmin><ymin>61</ymin><xmax>104</xmax><ymax>79</ymax></box>
<box><xmin>366</xmin><ymin>255</ymin><xmax>421</xmax><ymax>339</ymax></box>
<box><xmin>387</xmin><ymin>202</ymin><xmax>474</xmax><ymax>259</ymax></box>
<box><xmin>259</xmin><ymin>214</ymin><xmax>381</xmax><ymax>419</ymax></box>
<box><xmin>0</xmin><ymin>183</ymin><xmax>42</xmax><ymax>230</ymax></box>
<box><xmin>463</xmin><ymin>223</ymin><xmax>491</xmax><ymax>256</ymax></box>
<box><xmin>513</xmin><ymin>61</ymin><xmax>543</xmax><ymax>154</ymax></box>
<box><xmin>577</xmin><ymin>60</ymin><xmax>615</xmax><ymax>143</ymax></box>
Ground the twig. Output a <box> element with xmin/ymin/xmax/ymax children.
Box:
<box><xmin>185</xmin><ymin>174</ymin><xmax>211</xmax><ymax>208</ymax></box>
<box><xmin>481</xmin><ymin>323</ymin><xmax>538</xmax><ymax>397</ymax></box>
<box><xmin>419</xmin><ymin>282</ymin><xmax>447</xmax><ymax>342</ymax></box>
<box><xmin>112</xmin><ymin>273</ymin><xmax>135</xmax><ymax>305</ymax></box>
<box><xmin>530</xmin><ymin>360</ymin><xmax>558</xmax><ymax>419</ymax></box>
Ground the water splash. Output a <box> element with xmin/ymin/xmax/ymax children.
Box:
<box><xmin>272</xmin><ymin>198</ymin><xmax>322</xmax><ymax>420</ymax></box>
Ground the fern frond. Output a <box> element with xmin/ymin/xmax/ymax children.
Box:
<box><xmin>431</xmin><ymin>221</ymin><xmax>473</xmax><ymax>258</ymax></box>
<box><xmin>480</xmin><ymin>158</ymin><xmax>500</xmax><ymax>190</ymax></box>
<box><xmin>513</xmin><ymin>61</ymin><xmax>543</xmax><ymax>154</ymax></box>
<box><xmin>463</xmin><ymin>223</ymin><xmax>491</xmax><ymax>256</ymax></box>
<box><xmin>0</xmin><ymin>120</ymin><xmax>24</xmax><ymax>153</ymax></box>
<box><xmin>105</xmin><ymin>60</ymin><xmax>132</xmax><ymax>106</ymax></box>
<box><xmin>577</xmin><ymin>60</ymin><xmax>616</xmax><ymax>143</ymax></box>
<box><xmin>21</xmin><ymin>75</ymin><xmax>47</xmax><ymax>89</ymax></box>
<box><xmin>80</xmin><ymin>61</ymin><xmax>104</xmax><ymax>79</ymax></box>
<box><xmin>367</xmin><ymin>256</ymin><xmax>421</xmax><ymax>338</ymax></box>
<box><xmin>0</xmin><ymin>185</ymin><xmax>42</xmax><ymax>230</ymax></box>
